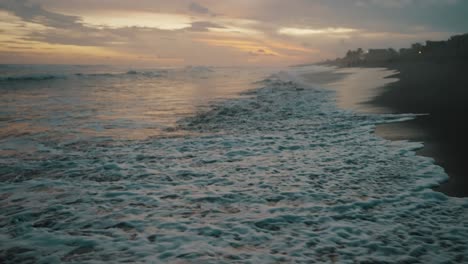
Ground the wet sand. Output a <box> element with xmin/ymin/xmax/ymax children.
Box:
<box><xmin>316</xmin><ymin>67</ymin><xmax>397</xmax><ymax>113</ymax></box>
<box><xmin>301</xmin><ymin>67</ymin><xmax>397</xmax><ymax>114</ymax></box>
<box><xmin>304</xmin><ymin>64</ymin><xmax>468</xmax><ymax>197</ymax></box>
<box><xmin>370</xmin><ymin>61</ymin><xmax>468</xmax><ymax>197</ymax></box>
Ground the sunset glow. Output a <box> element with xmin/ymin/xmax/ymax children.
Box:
<box><xmin>278</xmin><ymin>27</ymin><xmax>358</xmax><ymax>36</ymax></box>
<box><xmin>0</xmin><ymin>0</ymin><xmax>465</xmax><ymax>66</ymax></box>
<box><xmin>80</xmin><ymin>12</ymin><xmax>193</xmax><ymax>30</ymax></box>
<box><xmin>1</xmin><ymin>1</ymin><xmax>468</xmax><ymax>262</ymax></box>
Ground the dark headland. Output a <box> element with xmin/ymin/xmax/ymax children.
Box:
<box><xmin>324</xmin><ymin>33</ymin><xmax>468</xmax><ymax>197</ymax></box>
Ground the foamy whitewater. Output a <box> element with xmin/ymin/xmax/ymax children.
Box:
<box><xmin>0</xmin><ymin>64</ymin><xmax>467</xmax><ymax>263</ymax></box>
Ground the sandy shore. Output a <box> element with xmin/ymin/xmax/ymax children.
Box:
<box><xmin>303</xmin><ymin>63</ymin><xmax>467</xmax><ymax>197</ymax></box>
<box><xmin>300</xmin><ymin>66</ymin><xmax>399</xmax><ymax>114</ymax></box>
<box><xmin>369</xmin><ymin>61</ymin><xmax>468</xmax><ymax>197</ymax></box>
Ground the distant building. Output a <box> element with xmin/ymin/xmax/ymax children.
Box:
<box><xmin>424</xmin><ymin>41</ymin><xmax>446</xmax><ymax>58</ymax></box>
<box><xmin>334</xmin><ymin>33</ymin><xmax>468</xmax><ymax>65</ymax></box>
<box><xmin>399</xmin><ymin>45</ymin><xmax>424</xmax><ymax>60</ymax></box>
<box><xmin>426</xmin><ymin>40</ymin><xmax>446</xmax><ymax>49</ymax></box>
<box><xmin>448</xmin><ymin>34</ymin><xmax>468</xmax><ymax>57</ymax></box>
<box><xmin>399</xmin><ymin>48</ymin><xmax>411</xmax><ymax>56</ymax></box>
<box><xmin>365</xmin><ymin>49</ymin><xmax>397</xmax><ymax>63</ymax></box>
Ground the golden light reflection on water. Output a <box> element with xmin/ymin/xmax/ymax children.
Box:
<box><xmin>0</xmin><ymin>67</ymin><xmax>274</xmax><ymax>142</ymax></box>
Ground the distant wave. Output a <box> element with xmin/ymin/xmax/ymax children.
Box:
<box><xmin>75</xmin><ymin>70</ymin><xmax>168</xmax><ymax>78</ymax></box>
<box><xmin>124</xmin><ymin>70</ymin><xmax>168</xmax><ymax>77</ymax></box>
<box><xmin>0</xmin><ymin>66</ymin><xmax>214</xmax><ymax>83</ymax></box>
<box><xmin>183</xmin><ymin>66</ymin><xmax>213</xmax><ymax>73</ymax></box>
<box><xmin>75</xmin><ymin>73</ymin><xmax>114</xmax><ymax>77</ymax></box>
<box><xmin>0</xmin><ymin>74</ymin><xmax>67</xmax><ymax>82</ymax></box>
<box><xmin>0</xmin><ymin>70</ymin><xmax>169</xmax><ymax>82</ymax></box>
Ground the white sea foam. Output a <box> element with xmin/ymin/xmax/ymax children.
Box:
<box><xmin>0</xmin><ymin>66</ymin><xmax>467</xmax><ymax>263</ymax></box>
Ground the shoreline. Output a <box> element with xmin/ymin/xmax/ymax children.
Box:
<box><xmin>364</xmin><ymin>61</ymin><xmax>468</xmax><ymax>197</ymax></box>
<box><xmin>368</xmin><ymin>61</ymin><xmax>468</xmax><ymax>197</ymax></box>
<box><xmin>304</xmin><ymin>63</ymin><xmax>467</xmax><ymax>197</ymax></box>
<box><xmin>373</xmin><ymin>115</ymin><xmax>467</xmax><ymax>197</ymax></box>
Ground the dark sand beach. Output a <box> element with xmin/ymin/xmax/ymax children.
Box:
<box><xmin>310</xmin><ymin>60</ymin><xmax>468</xmax><ymax>197</ymax></box>
<box><xmin>323</xmin><ymin>33</ymin><xmax>468</xmax><ymax>197</ymax></box>
<box><xmin>370</xmin><ymin>61</ymin><xmax>468</xmax><ymax>197</ymax></box>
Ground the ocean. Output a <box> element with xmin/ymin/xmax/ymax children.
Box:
<box><xmin>0</xmin><ymin>64</ymin><xmax>467</xmax><ymax>263</ymax></box>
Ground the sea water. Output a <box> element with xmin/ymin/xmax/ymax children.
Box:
<box><xmin>0</xmin><ymin>64</ymin><xmax>467</xmax><ymax>263</ymax></box>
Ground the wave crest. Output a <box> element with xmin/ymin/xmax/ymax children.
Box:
<box><xmin>0</xmin><ymin>74</ymin><xmax>67</xmax><ymax>82</ymax></box>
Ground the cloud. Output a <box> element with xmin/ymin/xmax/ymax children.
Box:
<box><xmin>0</xmin><ymin>0</ymin><xmax>465</xmax><ymax>66</ymax></box>
<box><xmin>0</xmin><ymin>0</ymin><xmax>81</xmax><ymax>28</ymax></box>
<box><xmin>80</xmin><ymin>12</ymin><xmax>192</xmax><ymax>30</ymax></box>
<box><xmin>355</xmin><ymin>0</ymin><xmax>459</xmax><ymax>8</ymax></box>
<box><xmin>248</xmin><ymin>51</ymin><xmax>275</xmax><ymax>57</ymax></box>
<box><xmin>189</xmin><ymin>2</ymin><xmax>215</xmax><ymax>16</ymax></box>
<box><xmin>188</xmin><ymin>21</ymin><xmax>224</xmax><ymax>32</ymax></box>
<box><xmin>278</xmin><ymin>27</ymin><xmax>358</xmax><ymax>36</ymax></box>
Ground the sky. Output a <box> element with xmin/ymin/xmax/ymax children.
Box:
<box><xmin>0</xmin><ymin>0</ymin><xmax>466</xmax><ymax>66</ymax></box>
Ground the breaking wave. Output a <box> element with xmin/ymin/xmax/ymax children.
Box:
<box><xmin>0</xmin><ymin>70</ymin><xmax>170</xmax><ymax>83</ymax></box>
<box><xmin>0</xmin><ymin>70</ymin><xmax>467</xmax><ymax>263</ymax></box>
<box><xmin>0</xmin><ymin>74</ymin><xmax>67</xmax><ymax>82</ymax></box>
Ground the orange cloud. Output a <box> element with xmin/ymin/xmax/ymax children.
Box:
<box><xmin>195</xmin><ymin>37</ymin><xmax>318</xmax><ymax>59</ymax></box>
<box><xmin>195</xmin><ymin>38</ymin><xmax>277</xmax><ymax>55</ymax></box>
<box><xmin>278</xmin><ymin>27</ymin><xmax>358</xmax><ymax>36</ymax></box>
